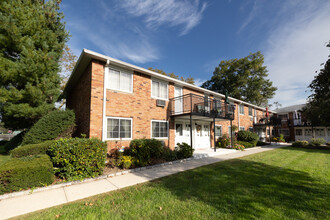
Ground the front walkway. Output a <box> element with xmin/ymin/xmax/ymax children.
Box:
<box><xmin>0</xmin><ymin>145</ymin><xmax>287</xmax><ymax>219</ymax></box>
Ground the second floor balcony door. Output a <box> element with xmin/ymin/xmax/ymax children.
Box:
<box><xmin>174</xmin><ymin>86</ymin><xmax>183</xmax><ymax>114</ymax></box>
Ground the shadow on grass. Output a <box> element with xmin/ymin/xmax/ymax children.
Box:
<box><xmin>148</xmin><ymin>159</ymin><xmax>329</xmax><ymax>219</ymax></box>
<box><xmin>283</xmin><ymin>146</ymin><xmax>330</xmax><ymax>153</ymax></box>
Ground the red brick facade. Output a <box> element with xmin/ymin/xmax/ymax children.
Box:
<box><xmin>67</xmin><ymin>59</ymin><xmax>269</xmax><ymax>152</ymax></box>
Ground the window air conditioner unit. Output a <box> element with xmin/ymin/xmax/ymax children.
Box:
<box><xmin>156</xmin><ymin>99</ymin><xmax>166</xmax><ymax>107</ymax></box>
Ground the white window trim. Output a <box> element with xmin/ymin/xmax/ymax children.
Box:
<box><xmin>151</xmin><ymin>78</ymin><xmax>169</xmax><ymax>100</ymax></box>
<box><xmin>215</xmin><ymin>125</ymin><xmax>222</xmax><ymax>137</ymax></box>
<box><xmin>105</xmin><ymin>116</ymin><xmax>133</xmax><ymax>141</ymax></box>
<box><xmin>107</xmin><ymin>67</ymin><xmax>133</xmax><ymax>93</ymax></box>
<box><xmin>151</xmin><ymin>120</ymin><xmax>169</xmax><ymax>139</ymax></box>
<box><xmin>239</xmin><ymin>104</ymin><xmax>245</xmax><ymax>115</ymax></box>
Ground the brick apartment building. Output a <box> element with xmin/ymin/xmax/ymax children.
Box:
<box><xmin>64</xmin><ymin>49</ymin><xmax>274</xmax><ymax>151</ymax></box>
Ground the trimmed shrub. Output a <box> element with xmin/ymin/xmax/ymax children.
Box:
<box><xmin>217</xmin><ymin>135</ymin><xmax>230</xmax><ymax>148</ymax></box>
<box><xmin>47</xmin><ymin>138</ymin><xmax>107</xmax><ymax>181</ymax></box>
<box><xmin>4</xmin><ymin>131</ymin><xmax>25</xmax><ymax>153</ymax></box>
<box><xmin>0</xmin><ymin>155</ymin><xmax>54</xmax><ymax>195</ymax></box>
<box><xmin>309</xmin><ymin>138</ymin><xmax>326</xmax><ymax>147</ymax></box>
<box><xmin>11</xmin><ymin>141</ymin><xmax>54</xmax><ymax>158</ymax></box>
<box><xmin>175</xmin><ymin>142</ymin><xmax>194</xmax><ymax>159</ymax></box>
<box><xmin>292</xmin><ymin>140</ymin><xmax>309</xmax><ymax>147</ymax></box>
<box><xmin>237</xmin><ymin>131</ymin><xmax>259</xmax><ymax>145</ymax></box>
<box><xmin>162</xmin><ymin>147</ymin><xmax>177</xmax><ymax>161</ymax></box>
<box><xmin>237</xmin><ymin>141</ymin><xmax>253</xmax><ymax>148</ymax></box>
<box><xmin>22</xmin><ymin>110</ymin><xmax>75</xmax><ymax>145</ymax></box>
<box><xmin>126</xmin><ymin>139</ymin><xmax>164</xmax><ymax>166</ymax></box>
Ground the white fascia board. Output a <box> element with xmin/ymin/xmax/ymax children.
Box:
<box><xmin>82</xmin><ymin>49</ymin><xmax>276</xmax><ymax>113</ymax></box>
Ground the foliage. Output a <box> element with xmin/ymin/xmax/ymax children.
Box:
<box><xmin>309</xmin><ymin>138</ymin><xmax>326</xmax><ymax>147</ymax></box>
<box><xmin>232</xmin><ymin>143</ymin><xmax>245</xmax><ymax>151</ymax></box>
<box><xmin>0</xmin><ymin>0</ymin><xmax>69</xmax><ymax>130</ymax></box>
<box><xmin>292</xmin><ymin>140</ymin><xmax>309</xmax><ymax>148</ymax></box>
<box><xmin>162</xmin><ymin>147</ymin><xmax>177</xmax><ymax>161</ymax></box>
<box><xmin>120</xmin><ymin>156</ymin><xmax>134</xmax><ymax>169</ymax></box>
<box><xmin>217</xmin><ymin>134</ymin><xmax>230</xmax><ymax>148</ymax></box>
<box><xmin>231</xmin><ymin>125</ymin><xmax>238</xmax><ymax>132</ymax></box>
<box><xmin>11</xmin><ymin>140</ymin><xmax>54</xmax><ymax>158</ymax></box>
<box><xmin>279</xmin><ymin>134</ymin><xmax>285</xmax><ymax>142</ymax></box>
<box><xmin>125</xmin><ymin>139</ymin><xmax>164</xmax><ymax>167</ymax></box>
<box><xmin>327</xmin><ymin>142</ymin><xmax>330</xmax><ymax>146</ymax></box>
<box><xmin>47</xmin><ymin>138</ymin><xmax>107</xmax><ymax>181</ymax></box>
<box><xmin>237</xmin><ymin>130</ymin><xmax>259</xmax><ymax>146</ymax></box>
<box><xmin>0</xmin><ymin>154</ymin><xmax>54</xmax><ymax>195</ymax></box>
<box><xmin>202</xmin><ymin>51</ymin><xmax>277</xmax><ymax>106</ymax></box>
<box><xmin>175</xmin><ymin>142</ymin><xmax>194</xmax><ymax>159</ymax></box>
<box><xmin>148</xmin><ymin>67</ymin><xmax>195</xmax><ymax>84</ymax></box>
<box><xmin>22</xmin><ymin>110</ymin><xmax>75</xmax><ymax>145</ymax></box>
<box><xmin>236</xmin><ymin>141</ymin><xmax>253</xmax><ymax>148</ymax></box>
<box><xmin>3</xmin><ymin>131</ymin><xmax>25</xmax><ymax>153</ymax></box>
<box><xmin>303</xmin><ymin>41</ymin><xmax>330</xmax><ymax>126</ymax></box>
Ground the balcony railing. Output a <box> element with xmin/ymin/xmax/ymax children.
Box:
<box><xmin>253</xmin><ymin>115</ymin><xmax>282</xmax><ymax>126</ymax></box>
<box><xmin>169</xmin><ymin>93</ymin><xmax>234</xmax><ymax>120</ymax></box>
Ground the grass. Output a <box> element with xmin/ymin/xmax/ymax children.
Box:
<box><xmin>18</xmin><ymin>147</ymin><xmax>330</xmax><ymax>219</ymax></box>
<box><xmin>0</xmin><ymin>145</ymin><xmax>10</xmax><ymax>166</ymax></box>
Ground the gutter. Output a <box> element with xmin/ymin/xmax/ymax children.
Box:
<box><xmin>102</xmin><ymin>60</ymin><xmax>110</xmax><ymax>141</ymax></box>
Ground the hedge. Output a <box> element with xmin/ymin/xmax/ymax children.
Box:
<box><xmin>47</xmin><ymin>138</ymin><xmax>107</xmax><ymax>181</ymax></box>
<box><xmin>0</xmin><ymin>155</ymin><xmax>54</xmax><ymax>195</ymax></box>
<box><xmin>175</xmin><ymin>142</ymin><xmax>194</xmax><ymax>159</ymax></box>
<box><xmin>237</xmin><ymin>131</ymin><xmax>259</xmax><ymax>146</ymax></box>
<box><xmin>11</xmin><ymin>141</ymin><xmax>54</xmax><ymax>158</ymax></box>
<box><xmin>125</xmin><ymin>139</ymin><xmax>164</xmax><ymax>166</ymax></box>
<box><xmin>22</xmin><ymin>110</ymin><xmax>75</xmax><ymax>145</ymax></box>
<box><xmin>4</xmin><ymin>132</ymin><xmax>25</xmax><ymax>153</ymax></box>
<box><xmin>236</xmin><ymin>141</ymin><xmax>254</xmax><ymax>148</ymax></box>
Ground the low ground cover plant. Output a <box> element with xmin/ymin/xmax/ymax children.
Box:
<box><xmin>0</xmin><ymin>154</ymin><xmax>54</xmax><ymax>195</ymax></box>
<box><xmin>47</xmin><ymin>138</ymin><xmax>107</xmax><ymax>181</ymax></box>
<box><xmin>292</xmin><ymin>140</ymin><xmax>309</xmax><ymax>148</ymax></box>
<box><xmin>273</xmin><ymin>134</ymin><xmax>285</xmax><ymax>143</ymax></box>
<box><xmin>10</xmin><ymin>140</ymin><xmax>54</xmax><ymax>158</ymax></box>
<box><xmin>22</xmin><ymin>110</ymin><xmax>75</xmax><ymax>145</ymax></box>
<box><xmin>236</xmin><ymin>141</ymin><xmax>253</xmax><ymax>148</ymax></box>
<box><xmin>232</xmin><ymin>143</ymin><xmax>245</xmax><ymax>151</ymax></box>
<box><xmin>309</xmin><ymin>138</ymin><xmax>326</xmax><ymax>147</ymax></box>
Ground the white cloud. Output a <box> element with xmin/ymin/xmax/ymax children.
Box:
<box><xmin>115</xmin><ymin>0</ymin><xmax>207</xmax><ymax>35</ymax></box>
<box><xmin>263</xmin><ymin>1</ymin><xmax>330</xmax><ymax>107</ymax></box>
<box><xmin>194</xmin><ymin>78</ymin><xmax>206</xmax><ymax>86</ymax></box>
<box><xmin>238</xmin><ymin>0</ymin><xmax>258</xmax><ymax>33</ymax></box>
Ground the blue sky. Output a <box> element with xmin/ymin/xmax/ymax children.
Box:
<box><xmin>61</xmin><ymin>0</ymin><xmax>330</xmax><ymax>108</ymax></box>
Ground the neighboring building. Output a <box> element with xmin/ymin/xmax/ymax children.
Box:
<box><xmin>64</xmin><ymin>49</ymin><xmax>274</xmax><ymax>151</ymax></box>
<box><xmin>274</xmin><ymin>104</ymin><xmax>330</xmax><ymax>142</ymax></box>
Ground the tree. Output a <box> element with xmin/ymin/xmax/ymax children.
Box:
<box><xmin>0</xmin><ymin>0</ymin><xmax>68</xmax><ymax>129</ymax></box>
<box><xmin>304</xmin><ymin>41</ymin><xmax>330</xmax><ymax>126</ymax></box>
<box><xmin>202</xmin><ymin>52</ymin><xmax>277</xmax><ymax>106</ymax></box>
<box><xmin>148</xmin><ymin>67</ymin><xmax>195</xmax><ymax>84</ymax></box>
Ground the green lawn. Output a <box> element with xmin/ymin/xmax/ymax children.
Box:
<box><xmin>19</xmin><ymin>147</ymin><xmax>330</xmax><ymax>220</ymax></box>
<box><xmin>0</xmin><ymin>145</ymin><xmax>10</xmax><ymax>166</ymax></box>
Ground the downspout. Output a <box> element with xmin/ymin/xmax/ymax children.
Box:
<box><xmin>102</xmin><ymin>60</ymin><xmax>110</xmax><ymax>141</ymax></box>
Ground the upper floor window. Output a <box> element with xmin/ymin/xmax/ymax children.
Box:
<box><xmin>239</xmin><ymin>104</ymin><xmax>244</xmax><ymax>115</ymax></box>
<box><xmin>152</xmin><ymin>80</ymin><xmax>168</xmax><ymax>100</ymax></box>
<box><xmin>108</xmin><ymin>68</ymin><xmax>133</xmax><ymax>93</ymax></box>
<box><xmin>248</xmin><ymin>107</ymin><xmax>253</xmax><ymax>116</ymax></box>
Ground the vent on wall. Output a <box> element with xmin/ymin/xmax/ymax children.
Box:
<box><xmin>156</xmin><ymin>99</ymin><xmax>166</xmax><ymax>107</ymax></box>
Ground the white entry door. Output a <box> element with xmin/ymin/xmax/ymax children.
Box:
<box><xmin>175</xmin><ymin>121</ymin><xmax>191</xmax><ymax>145</ymax></box>
<box><xmin>174</xmin><ymin>87</ymin><xmax>183</xmax><ymax>114</ymax></box>
<box><xmin>195</xmin><ymin>122</ymin><xmax>210</xmax><ymax>149</ymax></box>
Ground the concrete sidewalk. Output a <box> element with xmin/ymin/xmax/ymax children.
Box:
<box><xmin>0</xmin><ymin>145</ymin><xmax>286</xmax><ymax>219</ymax></box>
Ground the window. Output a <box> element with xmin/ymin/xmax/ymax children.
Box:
<box><xmin>239</xmin><ymin>126</ymin><xmax>245</xmax><ymax>131</ymax></box>
<box><xmin>296</xmin><ymin>129</ymin><xmax>302</xmax><ymax>136</ymax></box>
<box><xmin>239</xmin><ymin>104</ymin><xmax>244</xmax><ymax>115</ymax></box>
<box><xmin>176</xmin><ymin>124</ymin><xmax>183</xmax><ymax>136</ymax></box>
<box><xmin>249</xmin><ymin>127</ymin><xmax>253</xmax><ymax>132</ymax></box>
<box><xmin>108</xmin><ymin>68</ymin><xmax>133</xmax><ymax>93</ymax></box>
<box><xmin>152</xmin><ymin>121</ymin><xmax>168</xmax><ymax>138</ymax></box>
<box><xmin>152</xmin><ymin>80</ymin><xmax>168</xmax><ymax>100</ymax></box>
<box><xmin>248</xmin><ymin>107</ymin><xmax>253</xmax><ymax>116</ymax></box>
<box><xmin>215</xmin><ymin>125</ymin><xmax>222</xmax><ymax>137</ymax></box>
<box><xmin>107</xmin><ymin>117</ymin><xmax>132</xmax><ymax>139</ymax></box>
<box><xmin>305</xmin><ymin>129</ymin><xmax>312</xmax><ymax>136</ymax></box>
<box><xmin>280</xmin><ymin>129</ymin><xmax>289</xmax><ymax>136</ymax></box>
<box><xmin>315</xmin><ymin>128</ymin><xmax>325</xmax><ymax>136</ymax></box>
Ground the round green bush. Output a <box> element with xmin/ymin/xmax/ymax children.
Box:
<box><xmin>237</xmin><ymin>131</ymin><xmax>259</xmax><ymax>145</ymax></box>
<box><xmin>47</xmin><ymin>138</ymin><xmax>107</xmax><ymax>181</ymax></box>
<box><xmin>22</xmin><ymin>110</ymin><xmax>75</xmax><ymax>145</ymax></box>
<box><xmin>175</xmin><ymin>142</ymin><xmax>194</xmax><ymax>159</ymax></box>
